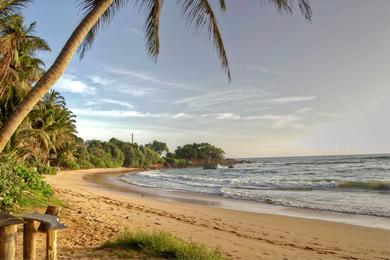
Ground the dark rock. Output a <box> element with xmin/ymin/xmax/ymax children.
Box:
<box><xmin>203</xmin><ymin>164</ymin><xmax>218</xmax><ymax>169</ymax></box>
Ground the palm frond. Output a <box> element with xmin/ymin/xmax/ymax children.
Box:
<box><xmin>177</xmin><ymin>0</ymin><xmax>231</xmax><ymax>81</ymax></box>
<box><xmin>0</xmin><ymin>34</ymin><xmax>14</xmax><ymax>85</ymax></box>
<box><xmin>0</xmin><ymin>0</ymin><xmax>31</xmax><ymax>21</ymax></box>
<box><xmin>218</xmin><ymin>0</ymin><xmax>226</xmax><ymax>11</ymax></box>
<box><xmin>136</xmin><ymin>0</ymin><xmax>164</xmax><ymax>61</ymax></box>
<box><xmin>264</xmin><ymin>0</ymin><xmax>312</xmax><ymax>21</ymax></box>
<box><xmin>77</xmin><ymin>0</ymin><xmax>130</xmax><ymax>59</ymax></box>
<box><xmin>298</xmin><ymin>0</ymin><xmax>312</xmax><ymax>21</ymax></box>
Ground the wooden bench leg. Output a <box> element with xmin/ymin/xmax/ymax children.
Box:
<box><xmin>23</xmin><ymin>219</ymin><xmax>37</xmax><ymax>260</ymax></box>
<box><xmin>0</xmin><ymin>224</ymin><xmax>18</xmax><ymax>260</ymax></box>
<box><xmin>46</xmin><ymin>229</ymin><xmax>57</xmax><ymax>260</ymax></box>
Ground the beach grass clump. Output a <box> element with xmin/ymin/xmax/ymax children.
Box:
<box><xmin>101</xmin><ymin>230</ymin><xmax>224</xmax><ymax>260</ymax></box>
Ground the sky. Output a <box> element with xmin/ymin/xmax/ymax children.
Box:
<box><xmin>23</xmin><ymin>0</ymin><xmax>390</xmax><ymax>158</ymax></box>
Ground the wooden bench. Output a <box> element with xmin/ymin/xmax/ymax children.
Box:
<box><xmin>22</xmin><ymin>212</ymin><xmax>66</xmax><ymax>260</ymax></box>
<box><xmin>0</xmin><ymin>212</ymin><xmax>24</xmax><ymax>260</ymax></box>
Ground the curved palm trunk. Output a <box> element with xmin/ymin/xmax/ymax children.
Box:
<box><xmin>0</xmin><ymin>0</ymin><xmax>114</xmax><ymax>153</ymax></box>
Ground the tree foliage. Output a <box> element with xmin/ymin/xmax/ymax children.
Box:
<box><xmin>174</xmin><ymin>143</ymin><xmax>225</xmax><ymax>162</ymax></box>
<box><xmin>0</xmin><ymin>155</ymin><xmax>53</xmax><ymax>211</ymax></box>
<box><xmin>145</xmin><ymin>140</ymin><xmax>169</xmax><ymax>155</ymax></box>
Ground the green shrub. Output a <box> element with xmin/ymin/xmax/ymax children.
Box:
<box><xmin>102</xmin><ymin>230</ymin><xmax>223</xmax><ymax>260</ymax></box>
<box><xmin>0</xmin><ymin>157</ymin><xmax>25</xmax><ymax>210</ymax></box>
<box><xmin>163</xmin><ymin>155</ymin><xmax>190</xmax><ymax>168</ymax></box>
<box><xmin>62</xmin><ymin>160</ymin><xmax>80</xmax><ymax>170</ymax></box>
<box><xmin>86</xmin><ymin>140</ymin><xmax>124</xmax><ymax>168</ymax></box>
<box><xmin>0</xmin><ymin>156</ymin><xmax>54</xmax><ymax>211</ymax></box>
<box><xmin>37</xmin><ymin>165</ymin><xmax>60</xmax><ymax>175</ymax></box>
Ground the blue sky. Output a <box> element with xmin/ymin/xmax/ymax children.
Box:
<box><xmin>24</xmin><ymin>0</ymin><xmax>390</xmax><ymax>157</ymax></box>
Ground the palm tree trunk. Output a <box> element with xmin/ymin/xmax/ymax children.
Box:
<box><xmin>0</xmin><ymin>0</ymin><xmax>114</xmax><ymax>153</ymax></box>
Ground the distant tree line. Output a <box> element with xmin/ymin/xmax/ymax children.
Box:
<box><xmin>65</xmin><ymin>138</ymin><xmax>225</xmax><ymax>170</ymax></box>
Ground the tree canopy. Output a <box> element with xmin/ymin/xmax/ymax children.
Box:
<box><xmin>145</xmin><ymin>140</ymin><xmax>169</xmax><ymax>155</ymax></box>
<box><xmin>174</xmin><ymin>143</ymin><xmax>225</xmax><ymax>162</ymax></box>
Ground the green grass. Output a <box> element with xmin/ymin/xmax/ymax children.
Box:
<box><xmin>101</xmin><ymin>230</ymin><xmax>224</xmax><ymax>260</ymax></box>
<box><xmin>16</xmin><ymin>190</ymin><xmax>62</xmax><ymax>212</ymax></box>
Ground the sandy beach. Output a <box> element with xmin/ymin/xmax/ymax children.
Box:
<box><xmin>25</xmin><ymin>168</ymin><xmax>390</xmax><ymax>259</ymax></box>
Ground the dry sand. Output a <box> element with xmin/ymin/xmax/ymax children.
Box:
<box><xmin>20</xmin><ymin>168</ymin><xmax>390</xmax><ymax>259</ymax></box>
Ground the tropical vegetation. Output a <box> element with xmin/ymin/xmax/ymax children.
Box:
<box><xmin>0</xmin><ymin>156</ymin><xmax>55</xmax><ymax>211</ymax></box>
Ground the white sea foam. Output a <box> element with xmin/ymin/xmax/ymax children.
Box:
<box><xmin>120</xmin><ymin>154</ymin><xmax>390</xmax><ymax>217</ymax></box>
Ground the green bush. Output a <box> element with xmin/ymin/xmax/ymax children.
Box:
<box><xmin>0</xmin><ymin>157</ymin><xmax>25</xmax><ymax>210</ymax></box>
<box><xmin>0</xmin><ymin>156</ymin><xmax>54</xmax><ymax>211</ymax></box>
<box><xmin>163</xmin><ymin>154</ymin><xmax>191</xmax><ymax>168</ymax></box>
<box><xmin>86</xmin><ymin>140</ymin><xmax>124</xmax><ymax>168</ymax></box>
<box><xmin>62</xmin><ymin>160</ymin><xmax>80</xmax><ymax>170</ymax></box>
<box><xmin>102</xmin><ymin>230</ymin><xmax>223</xmax><ymax>260</ymax></box>
<box><xmin>37</xmin><ymin>165</ymin><xmax>60</xmax><ymax>175</ymax></box>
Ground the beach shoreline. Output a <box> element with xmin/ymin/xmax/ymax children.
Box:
<box><xmin>88</xmin><ymin>169</ymin><xmax>390</xmax><ymax>231</ymax></box>
<box><xmin>43</xmin><ymin>168</ymin><xmax>390</xmax><ymax>259</ymax></box>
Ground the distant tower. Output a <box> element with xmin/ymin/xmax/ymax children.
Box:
<box><xmin>131</xmin><ymin>133</ymin><xmax>134</xmax><ymax>144</ymax></box>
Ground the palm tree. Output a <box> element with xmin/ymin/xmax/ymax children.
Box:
<box><xmin>28</xmin><ymin>90</ymin><xmax>77</xmax><ymax>164</ymax></box>
<box><xmin>0</xmin><ymin>0</ymin><xmax>33</xmax><ymax>84</ymax></box>
<box><xmin>0</xmin><ymin>0</ymin><xmax>31</xmax><ymax>19</ymax></box>
<box><xmin>8</xmin><ymin>90</ymin><xmax>77</xmax><ymax>165</ymax></box>
<box><xmin>0</xmin><ymin>0</ymin><xmax>312</xmax><ymax>153</ymax></box>
<box><xmin>0</xmin><ymin>15</ymin><xmax>50</xmax><ymax>100</ymax></box>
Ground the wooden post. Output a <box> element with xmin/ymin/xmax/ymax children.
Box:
<box><xmin>46</xmin><ymin>229</ymin><xmax>57</xmax><ymax>260</ymax></box>
<box><xmin>23</xmin><ymin>219</ymin><xmax>37</xmax><ymax>260</ymax></box>
<box><xmin>0</xmin><ymin>224</ymin><xmax>18</xmax><ymax>260</ymax></box>
<box><xmin>38</xmin><ymin>206</ymin><xmax>60</xmax><ymax>232</ymax></box>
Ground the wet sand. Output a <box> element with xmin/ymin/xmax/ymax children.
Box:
<box><xmin>40</xmin><ymin>168</ymin><xmax>390</xmax><ymax>259</ymax></box>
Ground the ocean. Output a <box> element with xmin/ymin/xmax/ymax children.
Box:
<box><xmin>120</xmin><ymin>154</ymin><xmax>390</xmax><ymax>218</ymax></box>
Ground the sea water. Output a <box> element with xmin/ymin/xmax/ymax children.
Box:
<box><xmin>120</xmin><ymin>154</ymin><xmax>390</xmax><ymax>218</ymax></box>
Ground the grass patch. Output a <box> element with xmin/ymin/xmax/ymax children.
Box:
<box><xmin>18</xmin><ymin>190</ymin><xmax>62</xmax><ymax>210</ymax></box>
<box><xmin>101</xmin><ymin>230</ymin><xmax>224</xmax><ymax>260</ymax></box>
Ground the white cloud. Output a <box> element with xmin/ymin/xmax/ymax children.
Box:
<box><xmin>212</xmin><ymin>113</ymin><xmax>306</xmax><ymax>129</ymax></box>
<box><xmin>72</xmin><ymin>108</ymin><xmax>152</xmax><ymax>118</ymax></box>
<box><xmin>100</xmin><ymin>99</ymin><xmax>134</xmax><ymax>109</ymax></box>
<box><xmin>171</xmin><ymin>113</ymin><xmax>192</xmax><ymax>119</ymax></box>
<box><xmin>265</xmin><ymin>96</ymin><xmax>316</xmax><ymax>104</ymax></box>
<box><xmin>89</xmin><ymin>75</ymin><xmax>114</xmax><ymax>86</ymax></box>
<box><xmin>108</xmin><ymin>68</ymin><xmax>191</xmax><ymax>90</ymax></box>
<box><xmin>71</xmin><ymin>108</ymin><xmax>192</xmax><ymax>120</ymax></box>
<box><xmin>54</xmin><ymin>74</ymin><xmax>95</xmax><ymax>94</ymax></box>
<box><xmin>115</xmin><ymin>84</ymin><xmax>154</xmax><ymax>96</ymax></box>
<box><xmin>256</xmin><ymin>115</ymin><xmax>305</xmax><ymax>129</ymax></box>
<box><xmin>296</xmin><ymin>107</ymin><xmax>313</xmax><ymax>114</ymax></box>
<box><xmin>216</xmin><ymin>113</ymin><xmax>241</xmax><ymax>120</ymax></box>
<box><xmin>175</xmin><ymin>89</ymin><xmax>270</xmax><ymax>109</ymax></box>
<box><xmin>88</xmin><ymin>74</ymin><xmax>152</xmax><ymax>96</ymax></box>
<box><xmin>175</xmin><ymin>90</ymin><xmax>315</xmax><ymax>111</ymax></box>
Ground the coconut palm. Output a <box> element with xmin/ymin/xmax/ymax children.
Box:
<box><xmin>0</xmin><ymin>15</ymin><xmax>50</xmax><ymax>98</ymax></box>
<box><xmin>0</xmin><ymin>14</ymin><xmax>49</xmax><ymax>141</ymax></box>
<box><xmin>7</xmin><ymin>90</ymin><xmax>77</xmax><ymax>165</ymax></box>
<box><xmin>0</xmin><ymin>0</ymin><xmax>31</xmax><ymax>20</ymax></box>
<box><xmin>27</xmin><ymin>90</ymin><xmax>77</xmax><ymax>163</ymax></box>
<box><xmin>30</xmin><ymin>90</ymin><xmax>77</xmax><ymax>149</ymax></box>
<box><xmin>0</xmin><ymin>0</ymin><xmax>312</xmax><ymax>153</ymax></box>
<box><xmin>0</xmin><ymin>0</ymin><xmax>33</xmax><ymax>84</ymax></box>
